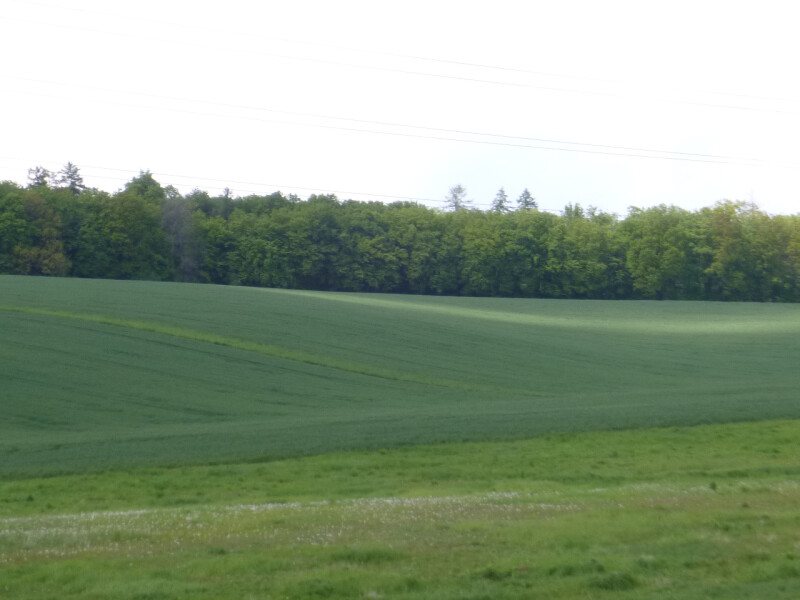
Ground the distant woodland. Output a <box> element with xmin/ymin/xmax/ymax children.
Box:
<box><xmin>2</xmin><ymin>164</ymin><xmax>800</xmax><ymax>302</ymax></box>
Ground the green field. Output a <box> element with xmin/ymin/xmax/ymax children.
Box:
<box><xmin>2</xmin><ymin>275</ymin><xmax>800</xmax><ymax>598</ymax></box>
<box><xmin>4</xmin><ymin>421</ymin><xmax>800</xmax><ymax>599</ymax></box>
<box><xmin>2</xmin><ymin>275</ymin><xmax>800</xmax><ymax>476</ymax></box>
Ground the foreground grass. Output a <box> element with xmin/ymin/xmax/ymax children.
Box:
<box><xmin>3</xmin><ymin>420</ymin><xmax>800</xmax><ymax>599</ymax></box>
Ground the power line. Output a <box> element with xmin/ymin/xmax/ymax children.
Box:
<box><xmin>5</xmin><ymin>80</ymin><xmax>795</xmax><ymax>168</ymax></box>
<box><xmin>4</xmin><ymin>75</ymin><xmax>779</xmax><ymax>164</ymax></box>
<box><xmin>3</xmin><ymin>0</ymin><xmax>621</xmax><ymax>86</ymax></box>
<box><xmin>9</xmin><ymin>0</ymin><xmax>800</xmax><ymax>109</ymax></box>
<box><xmin>0</xmin><ymin>15</ymin><xmax>622</xmax><ymax>99</ymax></box>
<box><xmin>3</xmin><ymin>12</ymin><xmax>800</xmax><ymax>117</ymax></box>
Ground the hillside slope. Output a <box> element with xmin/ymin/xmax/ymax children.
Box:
<box><xmin>2</xmin><ymin>275</ymin><xmax>800</xmax><ymax>476</ymax></box>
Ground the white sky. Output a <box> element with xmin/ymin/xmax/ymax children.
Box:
<box><xmin>2</xmin><ymin>0</ymin><xmax>800</xmax><ymax>215</ymax></box>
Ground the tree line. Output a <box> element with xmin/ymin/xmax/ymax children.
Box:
<box><xmin>2</xmin><ymin>165</ymin><xmax>800</xmax><ymax>302</ymax></box>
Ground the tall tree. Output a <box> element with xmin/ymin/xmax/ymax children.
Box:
<box><xmin>11</xmin><ymin>191</ymin><xmax>71</xmax><ymax>276</ymax></box>
<box><xmin>124</xmin><ymin>171</ymin><xmax>166</xmax><ymax>202</ymax></box>
<box><xmin>444</xmin><ymin>184</ymin><xmax>471</xmax><ymax>211</ymax></box>
<box><xmin>621</xmin><ymin>205</ymin><xmax>698</xmax><ymax>300</ymax></box>
<box><xmin>163</xmin><ymin>189</ymin><xmax>200</xmax><ymax>282</ymax></box>
<box><xmin>0</xmin><ymin>183</ymin><xmax>32</xmax><ymax>272</ymax></box>
<box><xmin>55</xmin><ymin>162</ymin><xmax>85</xmax><ymax>196</ymax></box>
<box><xmin>101</xmin><ymin>175</ymin><xmax>171</xmax><ymax>280</ymax></box>
<box><xmin>517</xmin><ymin>188</ymin><xmax>537</xmax><ymax>210</ymax></box>
<box><xmin>490</xmin><ymin>187</ymin><xmax>511</xmax><ymax>213</ymax></box>
<box><xmin>27</xmin><ymin>166</ymin><xmax>51</xmax><ymax>188</ymax></box>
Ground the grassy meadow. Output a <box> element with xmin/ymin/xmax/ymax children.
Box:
<box><xmin>4</xmin><ymin>421</ymin><xmax>800</xmax><ymax>599</ymax></box>
<box><xmin>2</xmin><ymin>275</ymin><xmax>800</xmax><ymax>598</ymax></box>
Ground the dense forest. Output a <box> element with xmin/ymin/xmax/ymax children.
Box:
<box><xmin>2</xmin><ymin>164</ymin><xmax>799</xmax><ymax>301</ymax></box>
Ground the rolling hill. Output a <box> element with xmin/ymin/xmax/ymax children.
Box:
<box><xmin>2</xmin><ymin>275</ymin><xmax>800</xmax><ymax>476</ymax></box>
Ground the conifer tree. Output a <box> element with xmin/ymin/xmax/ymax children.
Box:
<box><xmin>517</xmin><ymin>188</ymin><xmax>537</xmax><ymax>210</ymax></box>
<box><xmin>490</xmin><ymin>187</ymin><xmax>510</xmax><ymax>213</ymax></box>
<box><xmin>444</xmin><ymin>184</ymin><xmax>471</xmax><ymax>211</ymax></box>
<box><xmin>55</xmin><ymin>162</ymin><xmax>85</xmax><ymax>196</ymax></box>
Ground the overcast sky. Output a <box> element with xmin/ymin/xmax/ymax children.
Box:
<box><xmin>2</xmin><ymin>0</ymin><xmax>800</xmax><ymax>215</ymax></box>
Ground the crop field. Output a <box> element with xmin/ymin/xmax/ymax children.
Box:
<box><xmin>2</xmin><ymin>275</ymin><xmax>800</xmax><ymax>477</ymax></box>
<box><xmin>2</xmin><ymin>275</ymin><xmax>800</xmax><ymax>598</ymax></box>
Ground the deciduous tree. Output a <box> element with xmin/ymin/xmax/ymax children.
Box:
<box><xmin>27</xmin><ymin>166</ymin><xmax>51</xmax><ymax>188</ymax></box>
